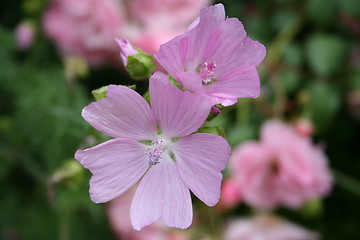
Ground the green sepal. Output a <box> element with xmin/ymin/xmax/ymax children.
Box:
<box><xmin>49</xmin><ymin>160</ymin><xmax>84</xmax><ymax>190</ymax></box>
<box><xmin>91</xmin><ymin>85</ymin><xmax>136</xmax><ymax>101</ymax></box>
<box><xmin>196</xmin><ymin>125</ymin><xmax>226</xmax><ymax>138</ymax></box>
<box><xmin>126</xmin><ymin>52</ymin><xmax>156</xmax><ymax>80</ymax></box>
<box><xmin>300</xmin><ymin>198</ymin><xmax>323</xmax><ymax>218</ymax></box>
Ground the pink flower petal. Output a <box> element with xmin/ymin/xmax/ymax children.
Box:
<box><xmin>201</xmin><ymin>18</ymin><xmax>246</xmax><ymax>63</ymax></box>
<box><xmin>172</xmin><ymin>133</ymin><xmax>231</xmax><ymax>206</ymax></box>
<box><xmin>213</xmin><ymin>37</ymin><xmax>266</xmax><ymax>73</ymax></box>
<box><xmin>180</xmin><ymin>71</ymin><xmax>204</xmax><ymax>93</ymax></box>
<box><xmin>205</xmin><ymin>65</ymin><xmax>260</xmax><ymax>99</ymax></box>
<box><xmin>130</xmin><ymin>158</ymin><xmax>192</xmax><ymax>230</ymax></box>
<box><xmin>155</xmin><ymin>4</ymin><xmax>225</xmax><ymax>77</ymax></box>
<box><xmin>155</xmin><ymin>34</ymin><xmax>190</xmax><ymax>81</ymax></box>
<box><xmin>184</xmin><ymin>4</ymin><xmax>226</xmax><ymax>67</ymax></box>
<box><xmin>82</xmin><ymin>85</ymin><xmax>157</xmax><ymax>141</ymax></box>
<box><xmin>149</xmin><ymin>72</ymin><xmax>212</xmax><ymax>139</ymax></box>
<box><xmin>75</xmin><ymin>139</ymin><xmax>149</xmax><ymax>203</ymax></box>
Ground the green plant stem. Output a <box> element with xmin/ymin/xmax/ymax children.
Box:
<box><xmin>264</xmin><ymin>15</ymin><xmax>303</xmax><ymax>118</ymax></box>
<box><xmin>236</xmin><ymin>99</ymin><xmax>250</xmax><ymax>125</ymax></box>
<box><xmin>332</xmin><ymin>168</ymin><xmax>360</xmax><ymax>197</ymax></box>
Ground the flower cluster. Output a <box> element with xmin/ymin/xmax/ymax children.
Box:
<box><xmin>74</xmin><ymin>2</ymin><xmax>333</xmax><ymax>238</ymax></box>
<box><xmin>75</xmin><ymin>3</ymin><xmax>266</xmax><ymax>231</ymax></box>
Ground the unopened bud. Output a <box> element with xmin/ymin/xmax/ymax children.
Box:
<box><xmin>92</xmin><ymin>85</ymin><xmax>136</xmax><ymax>101</ymax></box>
<box><xmin>15</xmin><ymin>22</ymin><xmax>35</xmax><ymax>50</ymax></box>
<box><xmin>115</xmin><ymin>38</ymin><xmax>156</xmax><ymax>80</ymax></box>
<box><xmin>294</xmin><ymin>118</ymin><xmax>314</xmax><ymax>137</ymax></box>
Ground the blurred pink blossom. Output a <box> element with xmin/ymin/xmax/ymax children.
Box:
<box><xmin>294</xmin><ymin>119</ymin><xmax>314</xmax><ymax>137</ymax></box>
<box><xmin>43</xmin><ymin>0</ymin><xmax>124</xmax><ymax>66</ymax></box>
<box><xmin>230</xmin><ymin>120</ymin><xmax>332</xmax><ymax>209</ymax></box>
<box><xmin>15</xmin><ymin>23</ymin><xmax>34</xmax><ymax>50</ymax></box>
<box><xmin>216</xmin><ymin>178</ymin><xmax>242</xmax><ymax>211</ymax></box>
<box><xmin>43</xmin><ymin>0</ymin><xmax>210</xmax><ymax>66</ymax></box>
<box><xmin>225</xmin><ymin>214</ymin><xmax>319</xmax><ymax>240</ymax></box>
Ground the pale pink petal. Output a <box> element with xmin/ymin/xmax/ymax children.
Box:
<box><xmin>201</xmin><ymin>18</ymin><xmax>246</xmax><ymax>62</ymax></box>
<box><xmin>155</xmin><ymin>4</ymin><xmax>225</xmax><ymax>75</ymax></box>
<box><xmin>149</xmin><ymin>72</ymin><xmax>212</xmax><ymax>139</ymax></box>
<box><xmin>75</xmin><ymin>139</ymin><xmax>149</xmax><ymax>203</ymax></box>
<box><xmin>205</xmin><ymin>65</ymin><xmax>260</xmax><ymax>99</ymax></box>
<box><xmin>216</xmin><ymin>37</ymin><xmax>266</xmax><ymax>73</ymax></box>
<box><xmin>184</xmin><ymin>4</ymin><xmax>226</xmax><ymax>67</ymax></box>
<box><xmin>180</xmin><ymin>71</ymin><xmax>204</xmax><ymax>93</ymax></box>
<box><xmin>171</xmin><ymin>133</ymin><xmax>231</xmax><ymax>206</ymax></box>
<box><xmin>155</xmin><ymin>34</ymin><xmax>189</xmax><ymax>80</ymax></box>
<box><xmin>130</xmin><ymin>158</ymin><xmax>192</xmax><ymax>230</ymax></box>
<box><xmin>82</xmin><ymin>85</ymin><xmax>157</xmax><ymax>141</ymax></box>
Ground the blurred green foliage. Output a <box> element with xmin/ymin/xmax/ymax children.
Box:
<box><xmin>1</xmin><ymin>0</ymin><xmax>360</xmax><ymax>239</ymax></box>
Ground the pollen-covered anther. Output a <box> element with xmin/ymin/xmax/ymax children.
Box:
<box><xmin>145</xmin><ymin>140</ymin><xmax>166</xmax><ymax>166</ymax></box>
<box><xmin>199</xmin><ymin>61</ymin><xmax>216</xmax><ymax>85</ymax></box>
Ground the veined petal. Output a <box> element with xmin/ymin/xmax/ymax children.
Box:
<box><xmin>180</xmin><ymin>71</ymin><xmax>204</xmax><ymax>93</ymax></box>
<box><xmin>206</xmin><ymin>65</ymin><xmax>260</xmax><ymax>99</ymax></box>
<box><xmin>82</xmin><ymin>85</ymin><xmax>157</xmax><ymax>141</ymax></box>
<box><xmin>203</xmin><ymin>18</ymin><xmax>246</xmax><ymax>62</ymax></box>
<box><xmin>185</xmin><ymin>4</ymin><xmax>226</xmax><ymax>67</ymax></box>
<box><xmin>155</xmin><ymin>4</ymin><xmax>226</xmax><ymax>75</ymax></box>
<box><xmin>75</xmin><ymin>139</ymin><xmax>149</xmax><ymax>203</ymax></box>
<box><xmin>172</xmin><ymin>133</ymin><xmax>231</xmax><ymax>206</ymax></box>
<box><xmin>149</xmin><ymin>72</ymin><xmax>212</xmax><ymax>139</ymax></box>
<box><xmin>219</xmin><ymin>37</ymin><xmax>266</xmax><ymax>73</ymax></box>
<box><xmin>130</xmin><ymin>158</ymin><xmax>192</xmax><ymax>230</ymax></box>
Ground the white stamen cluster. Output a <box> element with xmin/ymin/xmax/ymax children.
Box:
<box><xmin>145</xmin><ymin>140</ymin><xmax>165</xmax><ymax>166</ymax></box>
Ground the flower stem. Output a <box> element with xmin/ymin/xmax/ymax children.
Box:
<box><xmin>332</xmin><ymin>168</ymin><xmax>360</xmax><ymax>197</ymax></box>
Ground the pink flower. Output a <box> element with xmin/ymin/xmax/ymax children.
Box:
<box><xmin>155</xmin><ymin>4</ymin><xmax>266</xmax><ymax>106</ymax></box>
<box><xmin>230</xmin><ymin>120</ymin><xmax>332</xmax><ymax>209</ymax></box>
<box><xmin>224</xmin><ymin>214</ymin><xmax>319</xmax><ymax>240</ymax></box>
<box><xmin>294</xmin><ymin>118</ymin><xmax>314</xmax><ymax>137</ymax></box>
<box><xmin>43</xmin><ymin>0</ymin><xmax>124</xmax><ymax>66</ymax></box>
<box><xmin>75</xmin><ymin>71</ymin><xmax>231</xmax><ymax>230</ymax></box>
<box><xmin>216</xmin><ymin>178</ymin><xmax>242</xmax><ymax>211</ymax></box>
<box><xmin>15</xmin><ymin>23</ymin><xmax>35</xmax><ymax>50</ymax></box>
<box><xmin>115</xmin><ymin>38</ymin><xmax>139</xmax><ymax>66</ymax></box>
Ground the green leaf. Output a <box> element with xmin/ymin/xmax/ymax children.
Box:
<box><xmin>306</xmin><ymin>81</ymin><xmax>340</xmax><ymax>133</ymax></box>
<box><xmin>279</xmin><ymin>69</ymin><xmax>301</xmax><ymax>94</ymax></box>
<box><xmin>305</xmin><ymin>33</ymin><xmax>347</xmax><ymax>75</ymax></box>
<box><xmin>306</xmin><ymin>0</ymin><xmax>337</xmax><ymax>27</ymax></box>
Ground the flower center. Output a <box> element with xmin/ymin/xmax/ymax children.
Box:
<box><xmin>145</xmin><ymin>140</ymin><xmax>166</xmax><ymax>166</ymax></box>
<box><xmin>198</xmin><ymin>61</ymin><xmax>217</xmax><ymax>85</ymax></box>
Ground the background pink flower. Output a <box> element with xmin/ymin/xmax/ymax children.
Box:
<box><xmin>224</xmin><ymin>214</ymin><xmax>319</xmax><ymax>240</ymax></box>
<box><xmin>216</xmin><ymin>178</ymin><xmax>242</xmax><ymax>211</ymax></box>
<box><xmin>230</xmin><ymin>120</ymin><xmax>332</xmax><ymax>209</ymax></box>
<box><xmin>43</xmin><ymin>0</ymin><xmax>125</xmax><ymax>66</ymax></box>
<box><xmin>42</xmin><ymin>0</ymin><xmax>211</xmax><ymax>65</ymax></box>
<box><xmin>15</xmin><ymin>22</ymin><xmax>35</xmax><ymax>50</ymax></box>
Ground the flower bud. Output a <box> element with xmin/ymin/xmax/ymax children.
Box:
<box><xmin>15</xmin><ymin>22</ymin><xmax>35</xmax><ymax>50</ymax></box>
<box><xmin>115</xmin><ymin>38</ymin><xmax>156</xmax><ymax>80</ymax></box>
<box><xmin>92</xmin><ymin>85</ymin><xmax>136</xmax><ymax>101</ymax></box>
